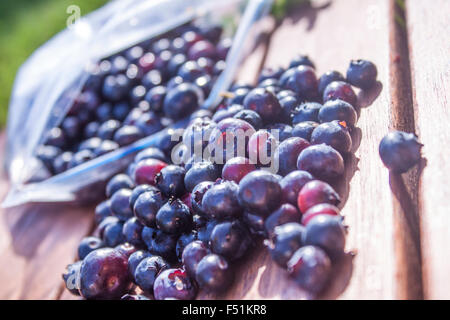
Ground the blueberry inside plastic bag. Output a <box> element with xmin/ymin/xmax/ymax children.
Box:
<box><xmin>3</xmin><ymin>0</ymin><xmax>273</xmax><ymax>207</ymax></box>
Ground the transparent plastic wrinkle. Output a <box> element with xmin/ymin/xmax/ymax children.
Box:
<box><xmin>3</xmin><ymin>0</ymin><xmax>273</xmax><ymax>208</ymax></box>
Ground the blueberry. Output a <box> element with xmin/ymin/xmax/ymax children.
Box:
<box><xmin>68</xmin><ymin>149</ymin><xmax>95</xmax><ymax>169</ymax></box>
<box><xmin>128</xmin><ymin>250</ymin><xmax>152</xmax><ymax>278</ymax></box>
<box><xmin>122</xmin><ymin>217</ymin><xmax>144</xmax><ymax>246</ymax></box>
<box><xmin>175</xmin><ymin>231</ymin><xmax>198</xmax><ymax>261</ymax></box>
<box><xmin>188</xmin><ymin>40</ymin><xmax>217</xmax><ymax>60</ymax></box>
<box><xmin>97</xmin><ymin>120</ymin><xmax>121</xmax><ymax>140</ymax></box>
<box><xmin>114</xmin><ymin>242</ymin><xmax>137</xmax><ymax>258</ymax></box>
<box><xmin>134</xmin><ymin>256</ymin><xmax>169</xmax><ymax>293</ymax></box>
<box><xmin>155</xmin><ymin>165</ymin><xmax>186</xmax><ymax>197</ymax></box>
<box><xmin>243</xmin><ymin>88</ymin><xmax>282</xmax><ymax>123</ymax></box>
<box><xmin>297</xmin><ymin>180</ymin><xmax>340</xmax><ymax>214</ymax></box>
<box><xmin>280</xmin><ymin>170</ymin><xmax>314</xmax><ymax>206</ymax></box>
<box><xmin>78</xmin><ymin>237</ymin><xmax>105</xmax><ymax>260</ymax></box>
<box><xmin>113</xmin><ymin>125</ymin><xmax>143</xmax><ymax>147</ymax></box>
<box><xmin>143</xmin><ymin>228</ymin><xmax>178</xmax><ymax>262</ymax></box>
<box><xmin>79</xmin><ymin>248</ymin><xmax>130</xmax><ymax>300</ymax></box>
<box><xmin>297</xmin><ymin>144</ymin><xmax>345</xmax><ymax>181</ymax></box>
<box><xmin>278</xmin><ymin>96</ymin><xmax>299</xmax><ymax>123</ymax></box>
<box><xmin>265</xmin><ymin>204</ymin><xmax>302</xmax><ymax>237</ymax></box>
<box><xmin>112</xmin><ymin>102</ymin><xmax>131</xmax><ymax>121</ymax></box>
<box><xmin>184</xmin><ymin>161</ymin><xmax>220</xmax><ymax>192</ymax></box>
<box><xmin>182</xmin><ymin>240</ymin><xmax>210</xmax><ymax>278</ymax></box>
<box><xmin>190</xmin><ymin>181</ymin><xmax>213</xmax><ymax>216</ymax></box>
<box><xmin>94</xmin><ymin>200</ymin><xmax>113</xmax><ymax>225</ymax></box>
<box><xmin>102</xmin><ymin>74</ymin><xmax>130</xmax><ymax>102</ymax></box>
<box><xmin>163</xmin><ymin>83</ymin><xmax>202</xmax><ymax>120</ymax></box>
<box><xmin>110</xmin><ymin>188</ymin><xmax>134</xmax><ymax>221</ymax></box>
<box><xmin>267</xmin><ymin>222</ymin><xmax>305</xmax><ymax>267</ymax></box>
<box><xmin>302</xmin><ymin>203</ymin><xmax>341</xmax><ymax>226</ymax></box>
<box><xmin>346</xmin><ymin>59</ymin><xmax>378</xmax><ymax>89</ymax></box>
<box><xmin>190</xmin><ymin>109</ymin><xmax>213</xmax><ymax>122</ymax></box>
<box><xmin>292</xmin><ymin>102</ymin><xmax>322</xmax><ymax>124</ymax></box>
<box><xmin>195</xmin><ymin>254</ymin><xmax>233</xmax><ymax>293</ymax></box>
<box><xmin>182</xmin><ymin>118</ymin><xmax>217</xmax><ymax>157</ymax></box>
<box><xmin>156</xmin><ymin>198</ymin><xmax>192</xmax><ymax>235</ymax></box>
<box><xmin>94</xmin><ymin>140</ymin><xmax>119</xmax><ymax>157</ymax></box>
<box><xmin>318</xmin><ymin>99</ymin><xmax>358</xmax><ymax>127</ymax></box>
<box><xmin>129</xmin><ymin>184</ymin><xmax>159</xmax><ymax>211</ymax></box>
<box><xmin>177</xmin><ymin>60</ymin><xmax>205</xmax><ymax>82</ymax></box>
<box><xmin>168</xmin><ymin>54</ymin><xmax>187</xmax><ymax>76</ymax></box>
<box><xmin>120</xmin><ymin>294</ymin><xmax>150</xmax><ymax>300</ymax></box>
<box><xmin>106</xmin><ymin>174</ymin><xmax>134</xmax><ymax>198</ymax></box>
<box><xmin>210</xmin><ymin>220</ymin><xmax>252</xmax><ymax>261</ymax></box>
<box><xmin>133</xmin><ymin>158</ymin><xmax>167</xmax><ymax>185</ymax></box>
<box><xmin>222</xmin><ymin>157</ymin><xmax>256</xmax><ymax>184</ymax></box>
<box><xmin>145</xmin><ymin>86</ymin><xmax>167</xmax><ymax>113</ymax></box>
<box><xmin>268</xmin><ymin>123</ymin><xmax>293</xmax><ymax>141</ymax></box>
<box><xmin>303</xmin><ymin>215</ymin><xmax>346</xmax><ymax>260</ymax></box>
<box><xmin>287</xmin><ymin>246</ymin><xmax>331</xmax><ymax>294</ymax></box>
<box><xmin>103</xmin><ymin>219</ymin><xmax>125</xmax><ymax>247</ymax></box>
<box><xmin>53</xmin><ymin>151</ymin><xmax>73</xmax><ymax>174</ymax></box>
<box><xmin>318</xmin><ymin>70</ymin><xmax>345</xmax><ymax>95</ymax></box>
<box><xmin>248</xmin><ymin>130</ymin><xmax>278</xmax><ymax>166</ymax></box>
<box><xmin>323</xmin><ymin>81</ymin><xmax>357</xmax><ymax>106</ymax></box>
<box><xmin>229</xmin><ymin>87</ymin><xmax>250</xmax><ymax>105</ymax></box>
<box><xmin>233</xmin><ymin>110</ymin><xmax>263</xmax><ymax>130</ymax></box>
<box><xmin>61</xmin><ymin>116</ymin><xmax>81</xmax><ymax>140</ymax></box>
<box><xmin>202</xmin><ymin>180</ymin><xmax>242</xmax><ymax>220</ymax></box>
<box><xmin>135</xmin><ymin>112</ymin><xmax>163</xmax><ymax>136</ymax></box>
<box><xmin>242</xmin><ymin>211</ymin><xmax>266</xmax><ymax>237</ymax></box>
<box><xmin>208</xmin><ymin>118</ymin><xmax>255</xmax><ymax>164</ymax></box>
<box><xmin>379</xmin><ymin>131</ymin><xmax>422</xmax><ymax>173</ymax></box>
<box><xmin>197</xmin><ymin>220</ymin><xmax>219</xmax><ymax>244</ymax></box>
<box><xmin>62</xmin><ymin>261</ymin><xmax>82</xmax><ymax>296</ymax></box>
<box><xmin>289</xmin><ymin>54</ymin><xmax>315</xmax><ymax>69</ymax></box>
<box><xmin>84</xmin><ymin>121</ymin><xmax>100</xmax><ymax>139</ymax></box>
<box><xmin>212</xmin><ymin>104</ymin><xmax>244</xmax><ymax>123</ymax></box>
<box><xmin>274</xmin><ymin>137</ymin><xmax>310</xmax><ymax>176</ymax></box>
<box><xmin>292</xmin><ymin>121</ymin><xmax>319</xmax><ymax>142</ymax></box>
<box><xmin>45</xmin><ymin>127</ymin><xmax>66</xmax><ymax>148</ymax></box>
<box><xmin>311</xmin><ymin>120</ymin><xmax>352</xmax><ymax>154</ymax></box>
<box><xmin>238</xmin><ymin>170</ymin><xmax>282</xmax><ymax>217</ymax></box>
<box><xmin>153</xmin><ymin>268</ymin><xmax>197</xmax><ymax>300</ymax></box>
<box><xmin>258</xmin><ymin>66</ymin><xmax>285</xmax><ymax>82</ymax></box>
<box><xmin>283</xmin><ymin>65</ymin><xmax>318</xmax><ymax>100</ymax></box>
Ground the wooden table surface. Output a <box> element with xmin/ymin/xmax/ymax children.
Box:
<box><xmin>0</xmin><ymin>0</ymin><xmax>449</xmax><ymax>300</ymax></box>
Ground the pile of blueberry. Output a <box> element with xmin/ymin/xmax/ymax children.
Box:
<box><xmin>34</xmin><ymin>22</ymin><xmax>231</xmax><ymax>180</ymax></box>
<box><xmin>63</xmin><ymin>55</ymin><xmax>379</xmax><ymax>300</ymax></box>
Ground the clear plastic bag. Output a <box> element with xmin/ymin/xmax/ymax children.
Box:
<box><xmin>3</xmin><ymin>0</ymin><xmax>273</xmax><ymax>207</ymax></box>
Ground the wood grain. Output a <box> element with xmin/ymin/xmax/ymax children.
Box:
<box><xmin>406</xmin><ymin>0</ymin><xmax>450</xmax><ymax>300</ymax></box>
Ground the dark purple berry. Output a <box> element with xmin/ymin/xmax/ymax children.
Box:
<box><xmin>292</xmin><ymin>102</ymin><xmax>322</xmax><ymax>124</ymax></box>
<box><xmin>233</xmin><ymin>110</ymin><xmax>263</xmax><ymax>130</ymax></box>
<box><xmin>289</xmin><ymin>54</ymin><xmax>315</xmax><ymax>69</ymax></box>
<box><xmin>190</xmin><ymin>181</ymin><xmax>213</xmax><ymax>216</ymax></box>
<box><xmin>182</xmin><ymin>240</ymin><xmax>210</xmax><ymax>278</ymax></box>
<box><xmin>265</xmin><ymin>204</ymin><xmax>302</xmax><ymax>236</ymax></box>
<box><xmin>78</xmin><ymin>237</ymin><xmax>105</xmax><ymax>260</ymax></box>
<box><xmin>266</xmin><ymin>222</ymin><xmax>305</xmax><ymax>267</ymax></box>
<box><xmin>303</xmin><ymin>215</ymin><xmax>346</xmax><ymax>260</ymax></box>
<box><xmin>156</xmin><ymin>198</ymin><xmax>192</xmax><ymax>235</ymax></box>
<box><xmin>79</xmin><ymin>248</ymin><xmax>130</xmax><ymax>300</ymax></box>
<box><xmin>323</xmin><ymin>81</ymin><xmax>357</xmax><ymax>106</ymax></box>
<box><xmin>106</xmin><ymin>174</ymin><xmax>134</xmax><ymax>198</ymax></box>
<box><xmin>280</xmin><ymin>170</ymin><xmax>314</xmax><ymax>206</ymax></box>
<box><xmin>346</xmin><ymin>59</ymin><xmax>378</xmax><ymax>89</ymax></box>
<box><xmin>318</xmin><ymin>70</ymin><xmax>345</xmax><ymax>95</ymax></box>
<box><xmin>195</xmin><ymin>254</ymin><xmax>233</xmax><ymax>293</ymax></box>
<box><xmin>94</xmin><ymin>200</ymin><xmax>113</xmax><ymax>225</ymax></box>
<box><xmin>153</xmin><ymin>268</ymin><xmax>197</xmax><ymax>300</ymax></box>
<box><xmin>222</xmin><ymin>157</ymin><xmax>256</xmax><ymax>184</ymax></box>
<box><xmin>110</xmin><ymin>188</ymin><xmax>134</xmax><ymax>221</ymax></box>
<box><xmin>283</xmin><ymin>65</ymin><xmax>318</xmax><ymax>100</ymax></box>
<box><xmin>155</xmin><ymin>165</ymin><xmax>186</xmax><ymax>197</ymax></box>
<box><xmin>318</xmin><ymin>99</ymin><xmax>358</xmax><ymax>127</ymax></box>
<box><xmin>238</xmin><ymin>170</ymin><xmax>282</xmax><ymax>217</ymax></box>
<box><xmin>243</xmin><ymin>87</ymin><xmax>282</xmax><ymax>123</ymax></box>
<box><xmin>379</xmin><ymin>131</ymin><xmax>423</xmax><ymax>173</ymax></box>
<box><xmin>275</xmin><ymin>137</ymin><xmax>310</xmax><ymax>176</ymax></box>
<box><xmin>134</xmin><ymin>256</ymin><xmax>169</xmax><ymax>293</ymax></box>
<box><xmin>292</xmin><ymin>121</ymin><xmax>319</xmax><ymax>141</ymax></box>
<box><xmin>302</xmin><ymin>203</ymin><xmax>340</xmax><ymax>226</ymax></box>
<box><xmin>133</xmin><ymin>158</ymin><xmax>168</xmax><ymax>185</ymax></box>
<box><xmin>113</xmin><ymin>125</ymin><xmax>143</xmax><ymax>147</ymax></box>
<box><xmin>202</xmin><ymin>180</ymin><xmax>242</xmax><ymax>220</ymax></box>
<box><xmin>128</xmin><ymin>250</ymin><xmax>152</xmax><ymax>278</ymax></box>
<box><xmin>287</xmin><ymin>246</ymin><xmax>331</xmax><ymax>294</ymax></box>
<box><xmin>311</xmin><ymin>120</ymin><xmax>352</xmax><ymax>154</ymax></box>
<box><xmin>210</xmin><ymin>220</ymin><xmax>252</xmax><ymax>261</ymax></box>
<box><xmin>297</xmin><ymin>144</ymin><xmax>345</xmax><ymax>181</ymax></box>
<box><xmin>163</xmin><ymin>83</ymin><xmax>202</xmax><ymax>120</ymax></box>
<box><xmin>184</xmin><ymin>161</ymin><xmax>220</xmax><ymax>192</ymax></box>
<box><xmin>297</xmin><ymin>180</ymin><xmax>340</xmax><ymax>213</ymax></box>
<box><xmin>122</xmin><ymin>217</ymin><xmax>144</xmax><ymax>246</ymax></box>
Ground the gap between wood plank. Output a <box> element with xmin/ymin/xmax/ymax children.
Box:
<box><xmin>388</xmin><ymin>0</ymin><xmax>423</xmax><ymax>299</ymax></box>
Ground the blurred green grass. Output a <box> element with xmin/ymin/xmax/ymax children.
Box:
<box><xmin>0</xmin><ymin>0</ymin><xmax>108</xmax><ymax>128</ymax></box>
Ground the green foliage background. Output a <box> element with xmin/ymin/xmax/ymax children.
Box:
<box><xmin>0</xmin><ymin>0</ymin><xmax>108</xmax><ymax>127</ymax></box>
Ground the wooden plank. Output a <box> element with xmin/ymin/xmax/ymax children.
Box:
<box><xmin>213</xmin><ymin>0</ymin><xmax>416</xmax><ymax>300</ymax></box>
<box><xmin>406</xmin><ymin>0</ymin><xmax>450</xmax><ymax>300</ymax></box>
